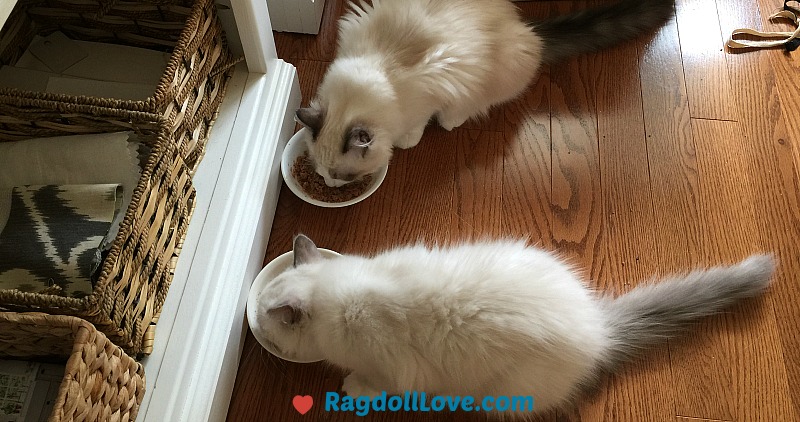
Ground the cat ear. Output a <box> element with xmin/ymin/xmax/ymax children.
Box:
<box><xmin>293</xmin><ymin>234</ymin><xmax>323</xmax><ymax>266</ymax></box>
<box><xmin>295</xmin><ymin>107</ymin><xmax>323</xmax><ymax>137</ymax></box>
<box><xmin>344</xmin><ymin>126</ymin><xmax>373</xmax><ymax>157</ymax></box>
<box><xmin>268</xmin><ymin>303</ymin><xmax>305</xmax><ymax>326</ymax></box>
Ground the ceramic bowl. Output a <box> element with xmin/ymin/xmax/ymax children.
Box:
<box><xmin>281</xmin><ymin>128</ymin><xmax>388</xmax><ymax>207</ymax></box>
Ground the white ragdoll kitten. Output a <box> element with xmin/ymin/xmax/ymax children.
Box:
<box><xmin>295</xmin><ymin>0</ymin><xmax>676</xmax><ymax>187</ymax></box>
<box><xmin>252</xmin><ymin>234</ymin><xmax>775</xmax><ymax>416</ymax></box>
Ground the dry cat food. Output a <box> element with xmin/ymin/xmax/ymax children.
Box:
<box><xmin>291</xmin><ymin>153</ymin><xmax>373</xmax><ymax>203</ymax></box>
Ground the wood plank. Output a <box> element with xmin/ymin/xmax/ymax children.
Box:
<box><xmin>510</xmin><ymin>2</ymin><xmax>601</xmax><ymax>421</ymax></box>
<box><xmin>540</xmin><ymin>3</ymin><xmax>605</xmax><ymax>421</ymax></box>
<box><xmin>501</xmin><ymin>66</ymin><xmax>553</xmax><ymax>246</ymax></box>
<box><xmin>549</xmin><ymin>59</ymin><xmax>603</xmax><ymax>266</ymax></box>
<box><xmin>394</xmin><ymin>125</ymin><xmax>456</xmax><ymax>245</ymax></box>
<box><xmin>452</xmin><ymin>129</ymin><xmax>505</xmax><ymax>241</ymax></box>
<box><xmin>517</xmin><ymin>0</ymin><xmax>606</xmax><ymax>263</ymax></box>
<box><xmin>675</xmin><ymin>0</ymin><xmax>738</xmax><ymax>120</ymax></box>
<box><xmin>663</xmin><ymin>120</ymin><xmax>749</xmax><ymax>421</ymax></box>
<box><xmin>749</xmin><ymin>0</ymin><xmax>800</xmax><ymax>171</ymax></box>
<box><xmin>688</xmin><ymin>119</ymin><xmax>796</xmax><ymax>421</ymax></box>
<box><xmin>639</xmin><ymin>12</ymin><xmax>740</xmax><ymax>420</ymax></box>
<box><xmin>716</xmin><ymin>0</ymin><xmax>800</xmax><ymax>417</ymax></box>
<box><xmin>580</xmin><ymin>26</ymin><xmax>675</xmax><ymax>422</ymax></box>
<box><xmin>547</xmin><ymin>21</ymin><xmax>603</xmax><ymax>265</ymax></box>
<box><xmin>499</xmin><ymin>0</ymin><xmax>557</xmax><ymax>248</ymax></box>
<box><xmin>640</xmin><ymin>16</ymin><xmax>699</xmax><ymax>274</ymax></box>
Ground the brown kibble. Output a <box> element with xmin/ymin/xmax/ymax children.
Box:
<box><xmin>291</xmin><ymin>153</ymin><xmax>373</xmax><ymax>203</ymax></box>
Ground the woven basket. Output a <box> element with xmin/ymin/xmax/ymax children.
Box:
<box><xmin>0</xmin><ymin>312</ymin><xmax>145</xmax><ymax>422</ymax></box>
<box><xmin>0</xmin><ymin>94</ymin><xmax>195</xmax><ymax>356</ymax></box>
<box><xmin>0</xmin><ymin>0</ymin><xmax>236</xmax><ymax>171</ymax></box>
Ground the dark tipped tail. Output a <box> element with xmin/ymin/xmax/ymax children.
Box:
<box><xmin>599</xmin><ymin>254</ymin><xmax>776</xmax><ymax>372</ymax></box>
<box><xmin>531</xmin><ymin>0</ymin><xmax>676</xmax><ymax>64</ymax></box>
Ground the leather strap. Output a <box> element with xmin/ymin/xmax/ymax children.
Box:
<box><xmin>727</xmin><ymin>5</ymin><xmax>800</xmax><ymax>50</ymax></box>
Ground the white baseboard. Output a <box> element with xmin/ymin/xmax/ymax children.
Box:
<box><xmin>136</xmin><ymin>60</ymin><xmax>300</xmax><ymax>422</ymax></box>
<box><xmin>267</xmin><ymin>0</ymin><xmax>326</xmax><ymax>34</ymax></box>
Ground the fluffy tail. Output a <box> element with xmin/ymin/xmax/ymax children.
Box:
<box><xmin>599</xmin><ymin>254</ymin><xmax>776</xmax><ymax>372</ymax></box>
<box><xmin>531</xmin><ymin>0</ymin><xmax>676</xmax><ymax>64</ymax></box>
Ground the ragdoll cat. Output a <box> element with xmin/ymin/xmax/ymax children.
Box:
<box><xmin>252</xmin><ymin>234</ymin><xmax>775</xmax><ymax>416</ymax></box>
<box><xmin>295</xmin><ymin>0</ymin><xmax>676</xmax><ymax>187</ymax></box>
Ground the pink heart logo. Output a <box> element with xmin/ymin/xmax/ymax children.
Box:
<box><xmin>292</xmin><ymin>395</ymin><xmax>313</xmax><ymax>415</ymax></box>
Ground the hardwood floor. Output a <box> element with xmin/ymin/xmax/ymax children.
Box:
<box><xmin>227</xmin><ymin>0</ymin><xmax>800</xmax><ymax>420</ymax></box>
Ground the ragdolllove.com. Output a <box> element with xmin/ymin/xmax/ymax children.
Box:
<box><xmin>290</xmin><ymin>391</ymin><xmax>534</xmax><ymax>416</ymax></box>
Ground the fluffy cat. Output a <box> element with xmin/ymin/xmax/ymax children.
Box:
<box><xmin>252</xmin><ymin>234</ymin><xmax>775</xmax><ymax>416</ymax></box>
<box><xmin>295</xmin><ymin>0</ymin><xmax>676</xmax><ymax>187</ymax></box>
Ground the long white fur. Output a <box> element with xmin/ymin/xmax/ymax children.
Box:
<box><xmin>253</xmin><ymin>236</ymin><xmax>774</xmax><ymax>416</ymax></box>
<box><xmin>303</xmin><ymin>0</ymin><xmax>542</xmax><ymax>182</ymax></box>
<box><xmin>256</xmin><ymin>240</ymin><xmax>603</xmax><ymax>412</ymax></box>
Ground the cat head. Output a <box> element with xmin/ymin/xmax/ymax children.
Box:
<box><xmin>254</xmin><ymin>234</ymin><xmax>393</xmax><ymax>369</ymax></box>
<box><xmin>251</xmin><ymin>234</ymin><xmax>331</xmax><ymax>362</ymax></box>
<box><xmin>295</xmin><ymin>57</ymin><xmax>400</xmax><ymax>187</ymax></box>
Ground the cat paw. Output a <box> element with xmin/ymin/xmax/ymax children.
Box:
<box><xmin>437</xmin><ymin>114</ymin><xmax>469</xmax><ymax>131</ymax></box>
<box><xmin>438</xmin><ymin>120</ymin><xmax>456</xmax><ymax>131</ymax></box>
<box><xmin>342</xmin><ymin>374</ymin><xmax>381</xmax><ymax>398</ymax></box>
<box><xmin>394</xmin><ymin>127</ymin><xmax>425</xmax><ymax>149</ymax></box>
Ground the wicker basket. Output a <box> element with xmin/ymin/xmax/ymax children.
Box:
<box><xmin>0</xmin><ymin>94</ymin><xmax>195</xmax><ymax>356</ymax></box>
<box><xmin>0</xmin><ymin>312</ymin><xmax>145</xmax><ymax>422</ymax></box>
<box><xmin>0</xmin><ymin>0</ymin><xmax>236</xmax><ymax>171</ymax></box>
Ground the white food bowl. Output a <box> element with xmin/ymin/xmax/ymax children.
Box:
<box><xmin>281</xmin><ymin>128</ymin><xmax>388</xmax><ymax>208</ymax></box>
<box><xmin>246</xmin><ymin>248</ymin><xmax>340</xmax><ymax>363</ymax></box>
